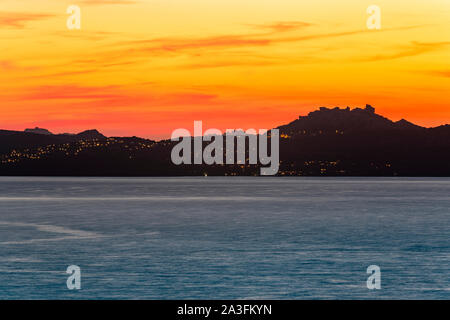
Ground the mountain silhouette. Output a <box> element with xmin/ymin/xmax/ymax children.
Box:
<box><xmin>278</xmin><ymin>105</ymin><xmax>421</xmax><ymax>133</ymax></box>
<box><xmin>76</xmin><ymin>129</ymin><xmax>106</xmax><ymax>140</ymax></box>
<box><xmin>24</xmin><ymin>127</ymin><xmax>53</xmax><ymax>135</ymax></box>
<box><xmin>0</xmin><ymin>128</ymin><xmax>106</xmax><ymax>155</ymax></box>
<box><xmin>1</xmin><ymin>105</ymin><xmax>449</xmax><ymax>176</ymax></box>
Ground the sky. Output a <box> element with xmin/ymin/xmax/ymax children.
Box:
<box><xmin>0</xmin><ymin>0</ymin><xmax>449</xmax><ymax>139</ymax></box>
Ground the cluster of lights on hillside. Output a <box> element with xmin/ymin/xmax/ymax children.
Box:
<box><xmin>1</xmin><ymin>138</ymin><xmax>156</xmax><ymax>164</ymax></box>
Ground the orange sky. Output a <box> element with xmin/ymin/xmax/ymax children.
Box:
<box><xmin>1</xmin><ymin>0</ymin><xmax>449</xmax><ymax>139</ymax></box>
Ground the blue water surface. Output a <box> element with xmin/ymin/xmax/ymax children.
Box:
<box><xmin>0</xmin><ymin>177</ymin><xmax>448</xmax><ymax>299</ymax></box>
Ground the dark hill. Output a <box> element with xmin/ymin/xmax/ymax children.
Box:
<box><xmin>276</xmin><ymin>105</ymin><xmax>450</xmax><ymax>176</ymax></box>
<box><xmin>76</xmin><ymin>129</ymin><xmax>106</xmax><ymax>140</ymax></box>
<box><xmin>277</xmin><ymin>104</ymin><xmax>425</xmax><ymax>135</ymax></box>
<box><xmin>24</xmin><ymin>127</ymin><xmax>53</xmax><ymax>135</ymax></box>
<box><xmin>0</xmin><ymin>128</ymin><xmax>106</xmax><ymax>155</ymax></box>
<box><xmin>1</xmin><ymin>105</ymin><xmax>449</xmax><ymax>176</ymax></box>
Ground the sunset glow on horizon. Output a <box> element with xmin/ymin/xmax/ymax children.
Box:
<box><xmin>1</xmin><ymin>0</ymin><xmax>449</xmax><ymax>139</ymax></box>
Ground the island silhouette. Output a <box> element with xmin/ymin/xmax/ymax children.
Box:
<box><xmin>1</xmin><ymin>105</ymin><xmax>449</xmax><ymax>176</ymax></box>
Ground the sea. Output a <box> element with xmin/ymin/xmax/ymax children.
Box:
<box><xmin>0</xmin><ymin>177</ymin><xmax>448</xmax><ymax>299</ymax></box>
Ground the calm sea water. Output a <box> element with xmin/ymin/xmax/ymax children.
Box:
<box><xmin>0</xmin><ymin>177</ymin><xmax>448</xmax><ymax>299</ymax></box>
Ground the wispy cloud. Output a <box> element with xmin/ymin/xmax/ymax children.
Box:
<box><xmin>0</xmin><ymin>12</ymin><xmax>55</xmax><ymax>28</ymax></box>
<box><xmin>248</xmin><ymin>21</ymin><xmax>313</xmax><ymax>33</ymax></box>
<box><xmin>114</xmin><ymin>25</ymin><xmax>423</xmax><ymax>57</ymax></box>
<box><xmin>0</xmin><ymin>60</ymin><xmax>38</xmax><ymax>72</ymax></box>
<box><xmin>0</xmin><ymin>60</ymin><xmax>17</xmax><ymax>71</ymax></box>
<box><xmin>50</xmin><ymin>30</ymin><xmax>120</xmax><ymax>41</ymax></box>
<box><xmin>15</xmin><ymin>84</ymin><xmax>218</xmax><ymax>109</ymax></box>
<box><xmin>20</xmin><ymin>84</ymin><xmax>123</xmax><ymax>101</ymax></box>
<box><xmin>423</xmin><ymin>70</ymin><xmax>450</xmax><ymax>78</ymax></box>
<box><xmin>362</xmin><ymin>41</ymin><xmax>450</xmax><ymax>62</ymax></box>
